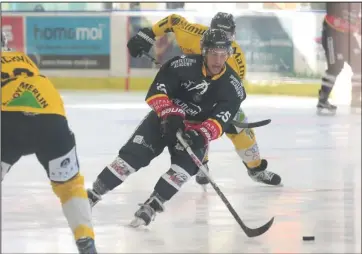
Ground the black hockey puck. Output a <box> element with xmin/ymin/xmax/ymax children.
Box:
<box><xmin>303</xmin><ymin>236</ymin><xmax>315</xmax><ymax>241</ymax></box>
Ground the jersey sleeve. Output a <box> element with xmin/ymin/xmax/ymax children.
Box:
<box><xmin>201</xmin><ymin>75</ymin><xmax>246</xmax><ymax>141</ymax></box>
<box><xmin>152</xmin><ymin>14</ymin><xmax>185</xmax><ymax>37</ymax></box>
<box><xmin>228</xmin><ymin>41</ymin><xmax>247</xmax><ymax>81</ymax></box>
<box><xmin>145</xmin><ymin>57</ymin><xmax>181</xmax><ymax>114</ymax></box>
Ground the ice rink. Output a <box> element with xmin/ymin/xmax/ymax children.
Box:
<box><xmin>2</xmin><ymin>92</ymin><xmax>361</xmax><ymax>253</ymax></box>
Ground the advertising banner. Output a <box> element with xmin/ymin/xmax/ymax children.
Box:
<box><xmin>1</xmin><ymin>16</ymin><xmax>24</xmax><ymax>52</ymax></box>
<box><xmin>128</xmin><ymin>13</ymin><xmax>294</xmax><ymax>77</ymax></box>
<box><xmin>25</xmin><ymin>16</ymin><xmax>110</xmax><ymax>69</ymax></box>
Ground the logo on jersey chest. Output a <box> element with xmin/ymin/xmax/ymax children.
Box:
<box><xmin>172</xmin><ymin>98</ymin><xmax>201</xmax><ymax>116</ymax></box>
<box><xmin>3</xmin><ymin>82</ymin><xmax>49</xmax><ymax>109</ymax></box>
<box><xmin>170</xmin><ymin>55</ymin><xmax>196</xmax><ymax>68</ymax></box>
<box><xmin>181</xmin><ymin>79</ymin><xmax>210</xmax><ymax>102</ymax></box>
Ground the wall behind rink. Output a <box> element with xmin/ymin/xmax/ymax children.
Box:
<box><xmin>2</xmin><ymin>10</ymin><xmax>330</xmax><ymax>96</ymax></box>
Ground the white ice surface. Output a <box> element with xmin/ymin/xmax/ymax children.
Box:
<box><xmin>2</xmin><ymin>92</ymin><xmax>361</xmax><ymax>253</ymax></box>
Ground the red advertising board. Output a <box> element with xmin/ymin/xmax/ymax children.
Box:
<box><xmin>1</xmin><ymin>16</ymin><xmax>24</xmax><ymax>52</ymax></box>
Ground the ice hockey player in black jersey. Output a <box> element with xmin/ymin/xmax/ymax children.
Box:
<box><xmin>318</xmin><ymin>3</ymin><xmax>361</xmax><ymax>114</ymax></box>
<box><xmin>87</xmin><ymin>29</ymin><xmax>246</xmax><ymax>226</ymax></box>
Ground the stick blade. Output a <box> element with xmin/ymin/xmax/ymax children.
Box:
<box><xmin>231</xmin><ymin>119</ymin><xmax>271</xmax><ymax>129</ymax></box>
<box><xmin>244</xmin><ymin>217</ymin><xmax>274</xmax><ymax>238</ymax></box>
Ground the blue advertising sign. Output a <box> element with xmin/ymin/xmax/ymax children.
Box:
<box><xmin>26</xmin><ymin>16</ymin><xmax>110</xmax><ymax>69</ymax></box>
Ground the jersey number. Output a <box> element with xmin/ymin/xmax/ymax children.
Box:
<box><xmin>216</xmin><ymin>111</ymin><xmax>232</xmax><ymax>123</ymax></box>
<box><xmin>1</xmin><ymin>68</ymin><xmax>34</xmax><ymax>80</ymax></box>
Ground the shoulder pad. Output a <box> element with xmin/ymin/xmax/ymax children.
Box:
<box><xmin>229</xmin><ymin>74</ymin><xmax>244</xmax><ymax>99</ymax></box>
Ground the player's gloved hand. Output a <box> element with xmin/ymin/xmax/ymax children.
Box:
<box><xmin>183</xmin><ymin>124</ymin><xmax>210</xmax><ymax>150</ymax></box>
<box><xmin>160</xmin><ymin>105</ymin><xmax>186</xmax><ymax>145</ymax></box>
<box><xmin>127</xmin><ymin>28</ymin><xmax>156</xmax><ymax>58</ymax></box>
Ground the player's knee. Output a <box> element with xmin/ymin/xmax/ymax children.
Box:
<box><xmin>96</xmin><ymin>156</ymin><xmax>137</xmax><ymax>192</ymax></box>
<box><xmin>51</xmin><ymin>173</ymin><xmax>87</xmax><ymax>204</ymax></box>
<box><xmin>155</xmin><ymin>164</ymin><xmax>193</xmax><ymax>200</ymax></box>
<box><xmin>118</xmin><ymin>139</ymin><xmax>157</xmax><ymax>169</ymax></box>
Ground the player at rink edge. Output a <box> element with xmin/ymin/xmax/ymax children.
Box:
<box><xmin>316</xmin><ymin>3</ymin><xmax>361</xmax><ymax>115</ymax></box>
<box><xmin>0</xmin><ymin>32</ymin><xmax>97</xmax><ymax>254</ymax></box>
<box><xmin>127</xmin><ymin>12</ymin><xmax>282</xmax><ymax>186</ymax></box>
<box><xmin>89</xmin><ymin>29</ymin><xmax>261</xmax><ymax>226</ymax></box>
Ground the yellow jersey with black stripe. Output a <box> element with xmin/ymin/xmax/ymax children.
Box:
<box><xmin>1</xmin><ymin>50</ymin><xmax>40</xmax><ymax>81</ymax></box>
<box><xmin>152</xmin><ymin>14</ymin><xmax>246</xmax><ymax>81</ymax></box>
<box><xmin>1</xmin><ymin>51</ymin><xmax>65</xmax><ymax>116</ymax></box>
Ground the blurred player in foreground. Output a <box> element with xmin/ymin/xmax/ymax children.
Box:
<box><xmin>1</xmin><ymin>32</ymin><xmax>97</xmax><ymax>254</ymax></box>
<box><xmin>126</xmin><ymin>12</ymin><xmax>282</xmax><ymax>187</ymax></box>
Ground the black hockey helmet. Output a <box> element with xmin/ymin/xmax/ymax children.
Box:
<box><xmin>210</xmin><ymin>12</ymin><xmax>236</xmax><ymax>39</ymax></box>
<box><xmin>201</xmin><ymin>28</ymin><xmax>233</xmax><ymax>56</ymax></box>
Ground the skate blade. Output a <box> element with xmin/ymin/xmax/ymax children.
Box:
<box><xmin>316</xmin><ymin>108</ymin><xmax>336</xmax><ymax>116</ymax></box>
<box><xmin>129</xmin><ymin>217</ymin><xmax>146</xmax><ymax>228</ymax></box>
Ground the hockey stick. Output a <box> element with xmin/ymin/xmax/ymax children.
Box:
<box><xmin>230</xmin><ymin>118</ymin><xmax>271</xmax><ymax>128</ymax></box>
<box><xmin>176</xmin><ymin>131</ymin><xmax>274</xmax><ymax>237</ymax></box>
<box><xmin>142</xmin><ymin>51</ymin><xmax>272</xmax><ymax>129</ymax></box>
<box><xmin>142</xmin><ymin>51</ymin><xmax>162</xmax><ymax>67</ymax></box>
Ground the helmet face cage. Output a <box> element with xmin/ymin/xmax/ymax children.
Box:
<box><xmin>210</xmin><ymin>12</ymin><xmax>236</xmax><ymax>39</ymax></box>
<box><xmin>201</xmin><ymin>29</ymin><xmax>233</xmax><ymax>57</ymax></box>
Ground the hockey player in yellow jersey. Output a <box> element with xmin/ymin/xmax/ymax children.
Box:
<box><xmin>1</xmin><ymin>32</ymin><xmax>97</xmax><ymax>253</ymax></box>
<box><xmin>127</xmin><ymin>12</ymin><xmax>282</xmax><ymax>186</ymax></box>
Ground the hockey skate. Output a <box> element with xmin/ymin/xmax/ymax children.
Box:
<box><xmin>87</xmin><ymin>178</ymin><xmax>110</xmax><ymax>208</ymax></box>
<box><xmin>76</xmin><ymin>237</ymin><xmax>97</xmax><ymax>254</ymax></box>
<box><xmin>87</xmin><ymin>188</ymin><xmax>102</xmax><ymax>208</ymax></box>
<box><xmin>245</xmin><ymin>159</ymin><xmax>282</xmax><ymax>186</ymax></box>
<box><xmin>129</xmin><ymin>194</ymin><xmax>165</xmax><ymax>227</ymax></box>
<box><xmin>316</xmin><ymin>89</ymin><xmax>337</xmax><ymax>116</ymax></box>
<box><xmin>317</xmin><ymin>100</ymin><xmax>337</xmax><ymax>116</ymax></box>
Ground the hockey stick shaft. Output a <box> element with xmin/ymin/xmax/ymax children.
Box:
<box><xmin>142</xmin><ymin>51</ymin><xmax>162</xmax><ymax>67</ymax></box>
<box><xmin>231</xmin><ymin>119</ymin><xmax>271</xmax><ymax>128</ymax></box>
<box><xmin>176</xmin><ymin>131</ymin><xmax>274</xmax><ymax>237</ymax></box>
<box><xmin>142</xmin><ymin>52</ymin><xmax>271</xmax><ymax>129</ymax></box>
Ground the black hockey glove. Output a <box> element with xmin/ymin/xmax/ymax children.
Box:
<box><xmin>127</xmin><ymin>27</ymin><xmax>156</xmax><ymax>58</ymax></box>
<box><xmin>183</xmin><ymin>125</ymin><xmax>210</xmax><ymax>150</ymax></box>
<box><xmin>160</xmin><ymin>105</ymin><xmax>186</xmax><ymax>146</ymax></box>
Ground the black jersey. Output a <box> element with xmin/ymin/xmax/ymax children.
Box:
<box><xmin>145</xmin><ymin>54</ymin><xmax>245</xmax><ymax>140</ymax></box>
<box><xmin>325</xmin><ymin>3</ymin><xmax>361</xmax><ymax>33</ymax></box>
